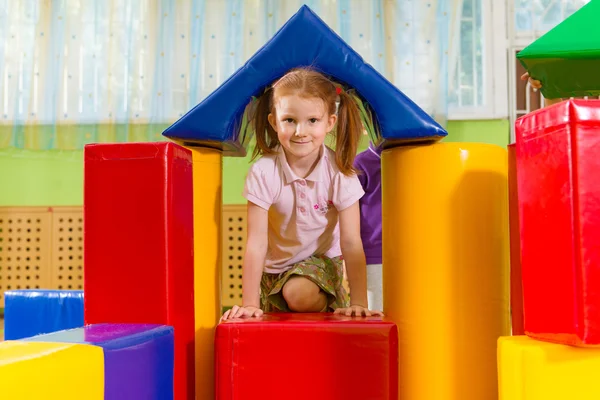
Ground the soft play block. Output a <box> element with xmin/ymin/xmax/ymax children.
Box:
<box><xmin>4</xmin><ymin>289</ymin><xmax>84</xmax><ymax>340</ymax></box>
<box><xmin>382</xmin><ymin>142</ymin><xmax>510</xmax><ymax>399</ymax></box>
<box><xmin>517</xmin><ymin>0</ymin><xmax>600</xmax><ymax>99</ymax></box>
<box><xmin>498</xmin><ymin>335</ymin><xmax>600</xmax><ymax>399</ymax></box>
<box><xmin>508</xmin><ymin>144</ymin><xmax>524</xmax><ymax>335</ymax></box>
<box><xmin>84</xmin><ymin>142</ymin><xmax>194</xmax><ymax>399</ymax></box>
<box><xmin>215</xmin><ymin>313</ymin><xmax>398</xmax><ymax>400</ymax></box>
<box><xmin>515</xmin><ymin>99</ymin><xmax>600</xmax><ymax>346</ymax></box>
<box><xmin>0</xmin><ymin>340</ymin><xmax>104</xmax><ymax>399</ymax></box>
<box><xmin>26</xmin><ymin>323</ymin><xmax>174</xmax><ymax>400</ymax></box>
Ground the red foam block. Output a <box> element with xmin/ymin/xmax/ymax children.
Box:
<box><xmin>84</xmin><ymin>142</ymin><xmax>195</xmax><ymax>399</ymax></box>
<box><xmin>215</xmin><ymin>313</ymin><xmax>398</xmax><ymax>400</ymax></box>
<box><xmin>515</xmin><ymin>99</ymin><xmax>600</xmax><ymax>346</ymax></box>
<box><xmin>508</xmin><ymin>143</ymin><xmax>524</xmax><ymax>335</ymax></box>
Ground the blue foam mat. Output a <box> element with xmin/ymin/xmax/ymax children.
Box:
<box><xmin>4</xmin><ymin>289</ymin><xmax>84</xmax><ymax>340</ymax></box>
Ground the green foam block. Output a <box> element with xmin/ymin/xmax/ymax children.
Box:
<box><xmin>517</xmin><ymin>0</ymin><xmax>600</xmax><ymax>99</ymax></box>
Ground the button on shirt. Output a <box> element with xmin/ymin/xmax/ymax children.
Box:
<box><xmin>243</xmin><ymin>145</ymin><xmax>365</xmax><ymax>273</ymax></box>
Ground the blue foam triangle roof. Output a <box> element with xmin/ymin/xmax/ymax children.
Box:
<box><xmin>163</xmin><ymin>5</ymin><xmax>447</xmax><ymax>155</ymax></box>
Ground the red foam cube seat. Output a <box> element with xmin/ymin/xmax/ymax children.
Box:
<box><xmin>215</xmin><ymin>313</ymin><xmax>398</xmax><ymax>399</ymax></box>
<box><xmin>515</xmin><ymin>99</ymin><xmax>600</xmax><ymax>346</ymax></box>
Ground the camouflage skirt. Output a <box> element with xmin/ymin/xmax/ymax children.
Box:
<box><xmin>260</xmin><ymin>255</ymin><xmax>349</xmax><ymax>312</ymax></box>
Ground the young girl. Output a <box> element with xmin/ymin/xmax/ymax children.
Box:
<box><xmin>221</xmin><ymin>68</ymin><xmax>382</xmax><ymax>320</ymax></box>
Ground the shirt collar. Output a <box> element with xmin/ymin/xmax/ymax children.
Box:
<box><xmin>369</xmin><ymin>141</ymin><xmax>383</xmax><ymax>154</ymax></box>
<box><xmin>368</xmin><ymin>141</ymin><xmax>382</xmax><ymax>158</ymax></box>
<box><xmin>278</xmin><ymin>144</ymin><xmax>326</xmax><ymax>184</ymax></box>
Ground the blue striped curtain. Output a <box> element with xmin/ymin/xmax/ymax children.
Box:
<box><xmin>0</xmin><ymin>0</ymin><xmax>449</xmax><ymax>150</ymax></box>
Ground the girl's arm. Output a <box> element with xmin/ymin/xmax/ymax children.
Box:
<box><xmin>221</xmin><ymin>201</ymin><xmax>268</xmax><ymax>320</ymax></box>
<box><xmin>543</xmin><ymin>98</ymin><xmax>562</xmax><ymax>107</ymax></box>
<box><xmin>338</xmin><ymin>201</ymin><xmax>369</xmax><ymax>310</ymax></box>
<box><xmin>242</xmin><ymin>202</ymin><xmax>269</xmax><ymax>308</ymax></box>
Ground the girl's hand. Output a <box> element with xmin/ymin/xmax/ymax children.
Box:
<box><xmin>521</xmin><ymin>72</ymin><xmax>542</xmax><ymax>90</ymax></box>
<box><xmin>520</xmin><ymin>72</ymin><xmax>563</xmax><ymax>107</ymax></box>
<box><xmin>220</xmin><ymin>305</ymin><xmax>264</xmax><ymax>322</ymax></box>
<box><xmin>334</xmin><ymin>304</ymin><xmax>384</xmax><ymax>317</ymax></box>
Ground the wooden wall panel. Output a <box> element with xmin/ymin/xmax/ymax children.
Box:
<box><xmin>0</xmin><ymin>207</ymin><xmax>84</xmax><ymax>308</ymax></box>
<box><xmin>50</xmin><ymin>208</ymin><xmax>84</xmax><ymax>290</ymax></box>
<box><xmin>0</xmin><ymin>208</ymin><xmax>53</xmax><ymax>307</ymax></box>
<box><xmin>222</xmin><ymin>205</ymin><xmax>246</xmax><ymax>307</ymax></box>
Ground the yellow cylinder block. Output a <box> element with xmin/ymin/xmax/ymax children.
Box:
<box><xmin>382</xmin><ymin>142</ymin><xmax>510</xmax><ymax>400</ymax></box>
<box><xmin>189</xmin><ymin>146</ymin><xmax>222</xmax><ymax>400</ymax></box>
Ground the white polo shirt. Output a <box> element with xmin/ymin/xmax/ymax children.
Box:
<box><xmin>243</xmin><ymin>145</ymin><xmax>365</xmax><ymax>273</ymax></box>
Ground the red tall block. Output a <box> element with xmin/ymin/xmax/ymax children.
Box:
<box><xmin>84</xmin><ymin>142</ymin><xmax>195</xmax><ymax>399</ymax></box>
<box><xmin>515</xmin><ymin>99</ymin><xmax>600</xmax><ymax>346</ymax></box>
<box><xmin>508</xmin><ymin>143</ymin><xmax>524</xmax><ymax>335</ymax></box>
<box><xmin>215</xmin><ymin>314</ymin><xmax>398</xmax><ymax>400</ymax></box>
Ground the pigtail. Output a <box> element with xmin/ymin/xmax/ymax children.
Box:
<box><xmin>334</xmin><ymin>90</ymin><xmax>362</xmax><ymax>175</ymax></box>
<box><xmin>251</xmin><ymin>89</ymin><xmax>279</xmax><ymax>161</ymax></box>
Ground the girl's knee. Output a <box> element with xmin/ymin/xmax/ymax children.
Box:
<box><xmin>282</xmin><ymin>277</ymin><xmax>325</xmax><ymax>312</ymax></box>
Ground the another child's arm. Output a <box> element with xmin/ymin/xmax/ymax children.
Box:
<box><xmin>221</xmin><ymin>202</ymin><xmax>268</xmax><ymax>320</ymax></box>
<box><xmin>520</xmin><ymin>72</ymin><xmax>562</xmax><ymax>107</ymax></box>
<box><xmin>335</xmin><ymin>201</ymin><xmax>383</xmax><ymax>317</ymax></box>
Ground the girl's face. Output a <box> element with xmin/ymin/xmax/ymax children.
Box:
<box><xmin>268</xmin><ymin>94</ymin><xmax>336</xmax><ymax>163</ymax></box>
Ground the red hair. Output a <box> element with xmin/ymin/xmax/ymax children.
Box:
<box><xmin>251</xmin><ymin>68</ymin><xmax>362</xmax><ymax>176</ymax></box>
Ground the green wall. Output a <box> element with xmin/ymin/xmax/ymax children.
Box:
<box><xmin>444</xmin><ymin>119</ymin><xmax>510</xmax><ymax>147</ymax></box>
<box><xmin>0</xmin><ymin>119</ymin><xmax>509</xmax><ymax>207</ymax></box>
<box><xmin>0</xmin><ymin>147</ymin><xmax>84</xmax><ymax>206</ymax></box>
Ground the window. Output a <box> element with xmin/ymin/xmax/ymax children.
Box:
<box><xmin>449</xmin><ymin>0</ymin><xmax>483</xmax><ymax>109</ymax></box>
<box><xmin>512</xmin><ymin>0</ymin><xmax>590</xmax><ymax>37</ymax></box>
<box><xmin>449</xmin><ymin>0</ymin><xmax>592</xmax><ymax>122</ymax></box>
<box><xmin>448</xmin><ymin>0</ymin><xmax>508</xmax><ymax>120</ymax></box>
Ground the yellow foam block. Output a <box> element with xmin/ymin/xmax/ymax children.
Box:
<box><xmin>189</xmin><ymin>146</ymin><xmax>222</xmax><ymax>400</ymax></box>
<box><xmin>498</xmin><ymin>335</ymin><xmax>600</xmax><ymax>400</ymax></box>
<box><xmin>382</xmin><ymin>142</ymin><xmax>510</xmax><ymax>399</ymax></box>
<box><xmin>0</xmin><ymin>340</ymin><xmax>104</xmax><ymax>399</ymax></box>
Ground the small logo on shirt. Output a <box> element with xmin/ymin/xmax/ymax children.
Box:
<box><xmin>314</xmin><ymin>199</ymin><xmax>334</xmax><ymax>215</ymax></box>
